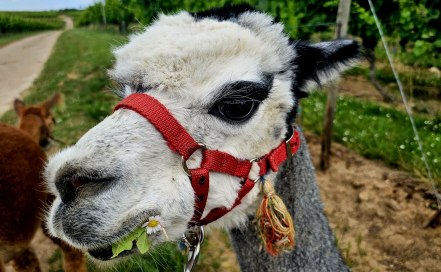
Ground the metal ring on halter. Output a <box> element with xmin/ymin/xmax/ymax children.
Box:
<box><xmin>285</xmin><ymin>130</ymin><xmax>295</xmax><ymax>158</ymax></box>
<box><xmin>180</xmin><ymin>144</ymin><xmax>206</xmax><ymax>176</ymax></box>
<box><xmin>248</xmin><ymin>157</ymin><xmax>262</xmax><ymax>183</ymax></box>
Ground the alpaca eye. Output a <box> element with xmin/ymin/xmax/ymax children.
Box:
<box><xmin>212</xmin><ymin>99</ymin><xmax>258</xmax><ymax>123</ymax></box>
<box><xmin>209</xmin><ymin>77</ymin><xmax>273</xmax><ymax>123</ymax></box>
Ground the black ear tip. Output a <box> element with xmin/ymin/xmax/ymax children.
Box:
<box><xmin>347</xmin><ymin>40</ymin><xmax>368</xmax><ymax>61</ymax></box>
<box><xmin>339</xmin><ymin>39</ymin><xmax>361</xmax><ymax>55</ymax></box>
<box><xmin>329</xmin><ymin>39</ymin><xmax>363</xmax><ymax>63</ymax></box>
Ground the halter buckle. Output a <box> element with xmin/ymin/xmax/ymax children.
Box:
<box><xmin>182</xmin><ymin>226</ymin><xmax>205</xmax><ymax>272</ymax></box>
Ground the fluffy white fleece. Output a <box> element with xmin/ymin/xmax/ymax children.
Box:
<box><xmin>44</xmin><ymin>9</ymin><xmax>358</xmax><ymax>261</ymax></box>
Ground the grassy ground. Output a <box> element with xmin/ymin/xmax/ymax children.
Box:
<box><xmin>301</xmin><ymin>91</ymin><xmax>441</xmax><ymax>186</ymax></box>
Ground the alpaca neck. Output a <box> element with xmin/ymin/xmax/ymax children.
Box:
<box><xmin>229</xmin><ymin>131</ymin><xmax>348</xmax><ymax>271</ymax></box>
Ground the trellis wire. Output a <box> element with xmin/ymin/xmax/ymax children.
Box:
<box><xmin>295</xmin><ymin>22</ymin><xmax>335</xmax><ymax>28</ymax></box>
<box><xmin>367</xmin><ymin>0</ymin><xmax>441</xmax><ymax>209</ymax></box>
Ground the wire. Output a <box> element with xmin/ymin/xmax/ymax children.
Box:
<box><xmin>295</xmin><ymin>22</ymin><xmax>336</xmax><ymax>28</ymax></box>
<box><xmin>367</xmin><ymin>0</ymin><xmax>441</xmax><ymax>209</ymax></box>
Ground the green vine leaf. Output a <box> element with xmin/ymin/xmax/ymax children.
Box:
<box><xmin>136</xmin><ymin>231</ymin><xmax>151</xmax><ymax>254</ymax></box>
<box><xmin>111</xmin><ymin>227</ymin><xmax>145</xmax><ymax>258</ymax></box>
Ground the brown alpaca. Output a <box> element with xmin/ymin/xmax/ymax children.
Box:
<box><xmin>0</xmin><ymin>94</ymin><xmax>86</xmax><ymax>272</ymax></box>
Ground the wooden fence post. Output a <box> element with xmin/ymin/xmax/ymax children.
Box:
<box><xmin>101</xmin><ymin>0</ymin><xmax>107</xmax><ymax>26</ymax></box>
<box><xmin>320</xmin><ymin>0</ymin><xmax>352</xmax><ymax>170</ymax></box>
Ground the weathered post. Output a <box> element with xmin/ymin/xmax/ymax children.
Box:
<box><xmin>100</xmin><ymin>0</ymin><xmax>107</xmax><ymax>27</ymax></box>
<box><xmin>320</xmin><ymin>0</ymin><xmax>352</xmax><ymax>170</ymax></box>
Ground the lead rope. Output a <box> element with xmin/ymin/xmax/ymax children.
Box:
<box><xmin>182</xmin><ymin>226</ymin><xmax>204</xmax><ymax>272</ymax></box>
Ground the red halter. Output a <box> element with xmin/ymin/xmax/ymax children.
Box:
<box><xmin>115</xmin><ymin>93</ymin><xmax>300</xmax><ymax>226</ymax></box>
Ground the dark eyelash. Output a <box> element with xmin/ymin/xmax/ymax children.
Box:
<box><xmin>214</xmin><ymin>75</ymin><xmax>274</xmax><ymax>105</ymax></box>
<box><xmin>135</xmin><ymin>83</ymin><xmax>144</xmax><ymax>93</ymax></box>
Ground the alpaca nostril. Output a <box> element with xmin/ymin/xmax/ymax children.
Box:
<box><xmin>40</xmin><ymin>138</ymin><xmax>50</xmax><ymax>148</ymax></box>
<box><xmin>56</xmin><ymin>175</ymin><xmax>77</xmax><ymax>204</ymax></box>
<box><xmin>55</xmin><ymin>169</ymin><xmax>118</xmax><ymax>204</ymax></box>
<box><xmin>71</xmin><ymin>177</ymin><xmax>84</xmax><ymax>189</ymax></box>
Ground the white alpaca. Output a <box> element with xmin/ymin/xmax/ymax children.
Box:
<box><xmin>44</xmin><ymin>5</ymin><xmax>359</xmax><ymax>270</ymax></box>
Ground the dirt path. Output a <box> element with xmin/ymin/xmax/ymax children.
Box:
<box><xmin>0</xmin><ymin>16</ymin><xmax>73</xmax><ymax>115</ymax></box>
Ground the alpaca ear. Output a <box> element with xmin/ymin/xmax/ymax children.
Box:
<box><xmin>14</xmin><ymin>99</ymin><xmax>25</xmax><ymax>115</ymax></box>
<box><xmin>43</xmin><ymin>92</ymin><xmax>63</xmax><ymax>111</ymax></box>
<box><xmin>291</xmin><ymin>39</ymin><xmax>361</xmax><ymax>98</ymax></box>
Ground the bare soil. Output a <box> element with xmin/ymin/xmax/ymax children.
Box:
<box><xmin>309</xmin><ymin>132</ymin><xmax>441</xmax><ymax>272</ymax></box>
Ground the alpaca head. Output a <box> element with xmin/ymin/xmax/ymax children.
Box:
<box><xmin>14</xmin><ymin>93</ymin><xmax>61</xmax><ymax>148</ymax></box>
<box><xmin>44</xmin><ymin>6</ymin><xmax>360</xmax><ymax>262</ymax></box>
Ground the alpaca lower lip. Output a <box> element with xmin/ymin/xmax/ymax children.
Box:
<box><xmin>88</xmin><ymin>245</ymin><xmax>114</xmax><ymax>260</ymax></box>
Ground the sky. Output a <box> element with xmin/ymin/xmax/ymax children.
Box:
<box><xmin>0</xmin><ymin>0</ymin><xmax>98</xmax><ymax>11</ymax></box>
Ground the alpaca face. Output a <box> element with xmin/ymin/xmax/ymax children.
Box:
<box><xmin>14</xmin><ymin>93</ymin><xmax>61</xmax><ymax>148</ymax></box>
<box><xmin>45</xmin><ymin>7</ymin><xmax>360</xmax><ymax>262</ymax></box>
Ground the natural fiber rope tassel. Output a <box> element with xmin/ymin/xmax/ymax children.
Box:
<box><xmin>255</xmin><ymin>179</ymin><xmax>295</xmax><ymax>256</ymax></box>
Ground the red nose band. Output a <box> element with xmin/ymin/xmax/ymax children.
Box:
<box><xmin>115</xmin><ymin>93</ymin><xmax>300</xmax><ymax>226</ymax></box>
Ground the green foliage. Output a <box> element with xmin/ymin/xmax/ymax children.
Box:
<box><xmin>0</xmin><ymin>12</ymin><xmax>64</xmax><ymax>33</ymax></box>
<box><xmin>111</xmin><ymin>227</ymin><xmax>150</xmax><ymax>258</ymax></box>
<box><xmin>76</xmin><ymin>0</ymin><xmax>440</xmax><ymax>69</ymax></box>
<box><xmin>77</xmin><ymin>3</ymin><xmax>105</xmax><ymax>26</ymax></box>
<box><xmin>349</xmin><ymin>0</ymin><xmax>440</xmax><ymax>68</ymax></box>
<box><xmin>88</xmin><ymin>243</ymin><xmax>185</xmax><ymax>272</ymax></box>
<box><xmin>301</xmin><ymin>92</ymin><xmax>441</xmax><ymax>185</ymax></box>
<box><xmin>0</xmin><ymin>11</ymin><xmax>60</xmax><ymax>18</ymax></box>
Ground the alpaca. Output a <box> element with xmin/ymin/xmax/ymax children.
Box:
<box><xmin>0</xmin><ymin>123</ymin><xmax>46</xmax><ymax>272</ymax></box>
<box><xmin>0</xmin><ymin>94</ymin><xmax>86</xmax><ymax>272</ymax></box>
<box><xmin>13</xmin><ymin>93</ymin><xmax>60</xmax><ymax>148</ymax></box>
<box><xmin>44</xmin><ymin>5</ymin><xmax>360</xmax><ymax>270</ymax></box>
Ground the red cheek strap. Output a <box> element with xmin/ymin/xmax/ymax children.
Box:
<box><xmin>115</xmin><ymin>93</ymin><xmax>300</xmax><ymax>226</ymax></box>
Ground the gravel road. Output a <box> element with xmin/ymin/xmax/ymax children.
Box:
<box><xmin>0</xmin><ymin>16</ymin><xmax>73</xmax><ymax>115</ymax></box>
